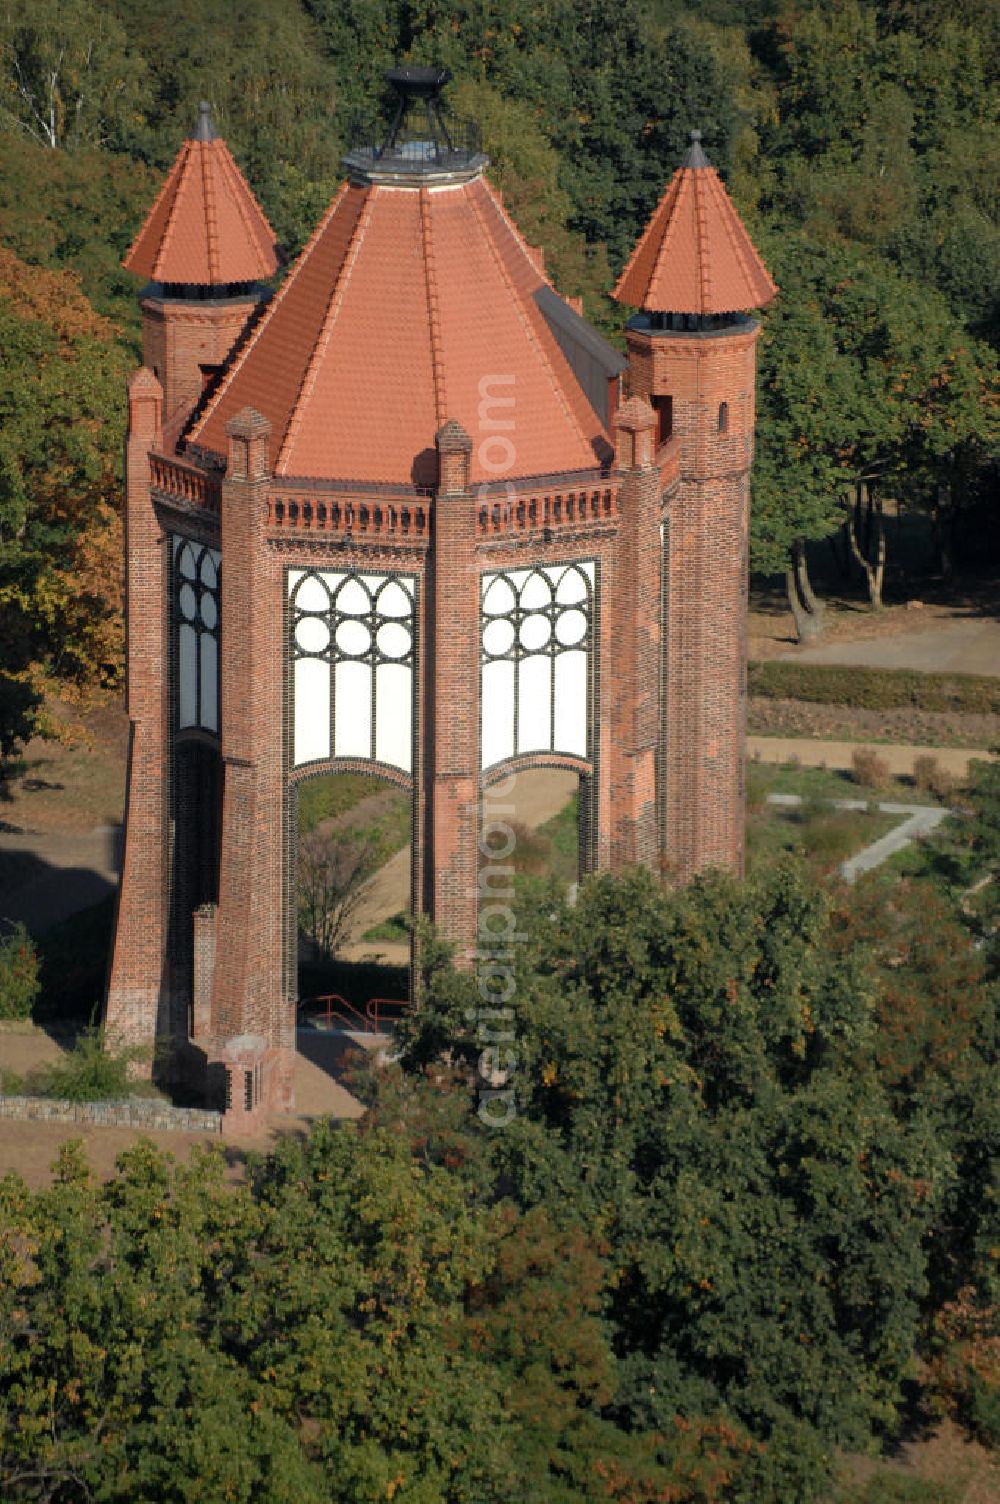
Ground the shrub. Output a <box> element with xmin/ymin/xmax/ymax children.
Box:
<box><xmin>27</xmin><ymin>1028</ymin><xmax>133</xmax><ymax>1101</ymax></box>
<box><xmin>748</xmin><ymin>661</ymin><xmax>1000</xmax><ymax>715</ymax></box>
<box><xmin>0</xmin><ymin>923</ymin><xmax>40</xmax><ymax>1019</ymax></box>
<box><xmin>963</xmin><ymin>1368</ymin><xmax>1000</xmax><ymax>1449</ymax></box>
<box><xmin>852</xmin><ymin>746</ymin><xmax>892</xmax><ymax>790</ymax></box>
<box><xmin>913</xmin><ymin>754</ymin><xmax>957</xmax><ymax>801</ymax></box>
<box><xmin>34</xmin><ymin>895</ymin><xmax>114</xmax><ymax>1027</ymax></box>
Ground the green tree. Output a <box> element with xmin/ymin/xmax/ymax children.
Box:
<box><xmin>0</xmin><ymin>245</ymin><xmax>129</xmax><ymax>728</ymax></box>
<box><xmin>0</xmin><ymin>0</ymin><xmax>145</xmax><ymax>151</ymax></box>
<box><xmin>394</xmin><ymin>861</ymin><xmax>950</xmax><ymax>1499</ymax></box>
<box><xmin>0</xmin><ymin>922</ymin><xmax>39</xmax><ymax>1020</ymax></box>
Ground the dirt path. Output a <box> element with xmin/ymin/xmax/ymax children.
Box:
<box><xmin>791</xmin><ymin>617</ymin><xmax>1000</xmax><ymax>676</ymax></box>
<box><xmin>749</xmin><ymin>736</ymin><xmax>994</xmax><ymax>779</ymax></box>
<box><xmin>0</xmin><ymin>826</ymin><xmax>120</xmax><ymax>933</ymax></box>
<box><xmin>339</xmin><ymin>767</ymin><xmax>578</xmax><ymax>965</ymax></box>
<box><xmin>0</xmin><ymin>1026</ymin><xmax>365</xmax><ymax>1189</ymax></box>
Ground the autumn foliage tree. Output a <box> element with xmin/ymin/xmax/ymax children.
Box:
<box><xmin>0</xmin><ymin>245</ymin><xmax>129</xmax><ymax>758</ymax></box>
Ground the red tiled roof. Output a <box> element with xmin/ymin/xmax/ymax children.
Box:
<box><xmin>188</xmin><ymin>173</ymin><xmax>609</xmax><ymax>486</ymax></box>
<box><xmin>123</xmin><ymin>111</ymin><xmax>278</xmax><ymax>286</ymax></box>
<box><xmin>614</xmin><ymin>136</ymin><xmax>776</xmax><ymax>315</ymax></box>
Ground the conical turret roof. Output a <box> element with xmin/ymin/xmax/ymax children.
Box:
<box><xmin>613</xmin><ymin>132</ymin><xmax>776</xmax><ymax>315</ymax></box>
<box><xmin>123</xmin><ymin>103</ymin><xmax>278</xmax><ymax>286</ymax></box>
<box><xmin>187</xmin><ymin>168</ymin><xmax>610</xmax><ymax>487</ymax></box>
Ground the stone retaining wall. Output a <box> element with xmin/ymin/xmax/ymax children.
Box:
<box><xmin>0</xmin><ymin>1094</ymin><xmax>222</xmax><ymax>1133</ymax></box>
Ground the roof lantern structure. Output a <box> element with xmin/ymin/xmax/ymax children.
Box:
<box><xmin>613</xmin><ymin>130</ymin><xmax>776</xmax><ymax>317</ymax></box>
<box><xmin>123</xmin><ymin>101</ymin><xmax>279</xmax><ymax>287</ymax></box>
<box><xmin>342</xmin><ymin>65</ymin><xmax>486</xmax><ymax>186</ymax></box>
<box><xmin>188</xmin><ymin>70</ymin><xmax>616</xmax><ymax>486</ymax></box>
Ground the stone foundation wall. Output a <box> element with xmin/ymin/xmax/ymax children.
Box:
<box><xmin>0</xmin><ymin>1094</ymin><xmax>222</xmax><ymax>1133</ymax></box>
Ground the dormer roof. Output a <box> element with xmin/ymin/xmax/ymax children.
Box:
<box><xmin>613</xmin><ymin>131</ymin><xmax>776</xmax><ymax>315</ymax></box>
<box><xmin>123</xmin><ymin>103</ymin><xmax>278</xmax><ymax>286</ymax></box>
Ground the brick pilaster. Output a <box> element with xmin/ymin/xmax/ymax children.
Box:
<box><xmin>427</xmin><ymin>420</ymin><xmax>480</xmax><ymax>965</ymax></box>
<box><xmin>209</xmin><ymin>407</ymin><xmax>293</xmax><ymax>1110</ymax></box>
<box><xmin>607</xmin><ymin>397</ymin><xmax>662</xmax><ymax>868</ymax></box>
<box><xmin>106</xmin><ymin>369</ymin><xmax>170</xmax><ymax>1063</ymax></box>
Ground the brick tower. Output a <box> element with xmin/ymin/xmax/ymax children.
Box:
<box><xmin>106</xmin><ymin>77</ymin><xmax>775</xmax><ymax>1121</ymax></box>
<box><xmin>613</xmin><ymin>130</ymin><xmax>777</xmax><ymax>876</ymax></box>
<box><xmin>106</xmin><ymin>103</ymin><xmax>280</xmax><ymax>1095</ymax></box>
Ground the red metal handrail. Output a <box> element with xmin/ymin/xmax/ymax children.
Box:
<box><xmin>299</xmin><ymin>992</ymin><xmax>371</xmax><ymax>1032</ymax></box>
<box><xmin>298</xmin><ymin>992</ymin><xmax>410</xmax><ymax>1034</ymax></box>
<box><xmin>366</xmin><ymin>996</ymin><xmax>409</xmax><ymax>1031</ymax></box>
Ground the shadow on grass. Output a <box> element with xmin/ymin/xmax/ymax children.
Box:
<box><xmin>32</xmin><ymin>894</ymin><xmax>115</xmax><ymax>1034</ymax></box>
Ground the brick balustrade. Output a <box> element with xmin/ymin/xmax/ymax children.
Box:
<box><xmin>267</xmin><ymin>493</ymin><xmax>432</xmax><ymax>539</ymax></box>
<box><xmin>476</xmin><ymin>482</ymin><xmax>621</xmax><ymax>539</ymax></box>
<box><xmin>150</xmin><ymin>453</ymin><xmax>222</xmax><ymax>513</ymax></box>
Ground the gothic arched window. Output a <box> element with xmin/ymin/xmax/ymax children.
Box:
<box><xmin>480</xmin><ymin>560</ymin><xmax>594</xmax><ymax>768</ymax></box>
<box><xmin>173</xmin><ymin>537</ymin><xmax>220</xmax><ymax>733</ymax></box>
<box><xmin>289</xmin><ymin>569</ymin><xmax>416</xmax><ymax>772</ymax></box>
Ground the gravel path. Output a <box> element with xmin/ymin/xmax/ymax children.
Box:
<box><xmin>791</xmin><ymin>618</ymin><xmax>1000</xmax><ymax>676</ymax></box>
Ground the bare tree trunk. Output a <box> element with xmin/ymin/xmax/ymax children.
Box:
<box><xmin>794</xmin><ymin>537</ymin><xmax>825</xmax><ymax>620</ymax></box>
<box><xmin>846</xmin><ymin>479</ymin><xmax>886</xmax><ymax>609</ymax></box>
<box><xmin>785</xmin><ymin>542</ymin><xmax>825</xmax><ymax>644</ymax></box>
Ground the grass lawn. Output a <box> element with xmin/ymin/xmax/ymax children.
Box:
<box><xmin>746</xmin><ymin>797</ymin><xmax>905</xmax><ymax>878</ymax></box>
<box><xmin>362</xmin><ymin>911</ymin><xmax>410</xmax><ymax>943</ymax></box>
<box><xmin>534</xmin><ymin>790</ymin><xmax>580</xmax><ymax>887</ymax></box>
<box><xmin>746</xmin><ymin>758</ymin><xmax>951</xmax><ymax>807</ymax></box>
<box><xmin>298</xmin><ymin>773</ymin><xmax>399</xmax><ymax>835</ymax></box>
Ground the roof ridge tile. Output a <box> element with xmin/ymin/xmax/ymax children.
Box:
<box><xmin>275</xmin><ymin>187</ymin><xmax>375</xmax><ymax>473</ymax></box>
<box><xmin>151</xmin><ymin>142</ymin><xmax>193</xmax><ymax>280</ymax></box>
<box><xmin>472</xmin><ymin>178</ymin><xmax>597</xmax><ymax>459</ymax></box>
<box><xmin>200</xmin><ymin>143</ymin><xmax>220</xmax><ymax>283</ymax></box>
<box><xmin>419</xmin><ymin>186</ymin><xmax>448</xmax><ymax>426</ymax></box>
<box><xmin>192</xmin><ymin>181</ymin><xmax>354</xmax><ymax>446</ymax></box>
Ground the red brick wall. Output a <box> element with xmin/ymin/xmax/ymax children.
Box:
<box><xmin>607</xmin><ymin>399</ymin><xmax>662</xmax><ymax>867</ymax></box>
<box><xmin>140</xmin><ymin>295</ymin><xmax>262</xmax><ymax>432</ymax></box>
<box><xmin>428</xmin><ymin>423</ymin><xmax>481</xmax><ymax>965</ymax></box>
<box><xmin>105</xmin><ymin>370</ymin><xmax>171</xmax><ymax>1063</ymax></box>
<box><xmin>210</xmin><ymin>409</ymin><xmax>294</xmax><ymax>1110</ymax></box>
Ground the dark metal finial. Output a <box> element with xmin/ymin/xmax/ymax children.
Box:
<box><xmin>381</xmin><ymin>66</ymin><xmax>455</xmax><ymax>154</ymax></box>
<box><xmin>682</xmin><ymin>128</ymin><xmax>709</xmax><ymax>170</ymax></box>
<box><xmin>193</xmin><ymin>101</ymin><xmax>218</xmax><ymax>143</ymax></box>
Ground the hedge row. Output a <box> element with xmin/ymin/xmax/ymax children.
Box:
<box><xmin>748</xmin><ymin>661</ymin><xmax>1000</xmax><ymax>715</ymax></box>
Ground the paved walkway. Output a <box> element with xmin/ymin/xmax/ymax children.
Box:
<box><xmin>748</xmin><ymin>736</ymin><xmax>994</xmax><ymax>778</ymax></box>
<box><xmin>793</xmin><ymin>617</ymin><xmax>1000</xmax><ymax>676</ymax></box>
<box><xmin>765</xmin><ymin>793</ymin><xmax>949</xmax><ymax>881</ymax></box>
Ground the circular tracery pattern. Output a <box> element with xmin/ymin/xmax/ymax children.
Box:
<box><xmin>289</xmin><ymin>568</ymin><xmax>417</xmax><ymax>774</ymax></box>
<box><xmin>290</xmin><ymin>571</ymin><xmax>415</xmax><ymax>667</ymax></box>
<box><xmin>479</xmin><ymin>561</ymin><xmax>595</xmax><ymax>768</ymax></box>
<box><xmin>480</xmin><ymin>564</ymin><xmax>592</xmax><ymax>663</ymax></box>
